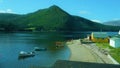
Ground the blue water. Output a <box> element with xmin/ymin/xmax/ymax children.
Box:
<box><xmin>0</xmin><ymin>32</ymin><xmax>71</xmax><ymax>68</ymax></box>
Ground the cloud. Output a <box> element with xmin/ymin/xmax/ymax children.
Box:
<box><xmin>91</xmin><ymin>19</ymin><xmax>102</xmax><ymax>23</ymax></box>
<box><xmin>0</xmin><ymin>9</ymin><xmax>14</xmax><ymax>13</ymax></box>
<box><xmin>79</xmin><ymin>10</ymin><xmax>90</xmax><ymax>15</ymax></box>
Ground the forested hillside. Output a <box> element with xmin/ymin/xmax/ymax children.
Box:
<box><xmin>0</xmin><ymin>5</ymin><xmax>120</xmax><ymax>31</ymax></box>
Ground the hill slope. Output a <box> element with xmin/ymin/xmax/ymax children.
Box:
<box><xmin>24</xmin><ymin>5</ymin><xmax>73</xmax><ymax>31</ymax></box>
<box><xmin>0</xmin><ymin>5</ymin><xmax>120</xmax><ymax>31</ymax></box>
<box><xmin>104</xmin><ymin>20</ymin><xmax>120</xmax><ymax>26</ymax></box>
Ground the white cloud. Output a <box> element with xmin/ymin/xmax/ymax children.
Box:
<box><xmin>0</xmin><ymin>10</ymin><xmax>5</xmax><ymax>13</ymax></box>
<box><xmin>6</xmin><ymin>9</ymin><xmax>13</xmax><ymax>13</ymax></box>
<box><xmin>91</xmin><ymin>19</ymin><xmax>102</xmax><ymax>23</ymax></box>
<box><xmin>113</xmin><ymin>18</ymin><xmax>120</xmax><ymax>21</ymax></box>
<box><xmin>0</xmin><ymin>9</ymin><xmax>14</xmax><ymax>13</ymax></box>
<box><xmin>79</xmin><ymin>10</ymin><xmax>90</xmax><ymax>15</ymax></box>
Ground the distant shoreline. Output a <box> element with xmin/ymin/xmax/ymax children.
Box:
<box><xmin>0</xmin><ymin>31</ymin><xmax>118</xmax><ymax>33</ymax></box>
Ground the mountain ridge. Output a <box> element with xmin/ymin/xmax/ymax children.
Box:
<box><xmin>0</xmin><ymin>5</ymin><xmax>120</xmax><ymax>31</ymax></box>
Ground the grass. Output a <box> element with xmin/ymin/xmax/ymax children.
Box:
<box><xmin>96</xmin><ymin>43</ymin><xmax>120</xmax><ymax>63</ymax></box>
<box><xmin>110</xmin><ymin>48</ymin><xmax>120</xmax><ymax>63</ymax></box>
<box><xmin>96</xmin><ymin>43</ymin><xmax>114</xmax><ymax>49</ymax></box>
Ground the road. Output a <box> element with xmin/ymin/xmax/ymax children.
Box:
<box><xmin>67</xmin><ymin>39</ymin><xmax>114</xmax><ymax>64</ymax></box>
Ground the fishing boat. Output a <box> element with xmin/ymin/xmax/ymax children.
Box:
<box><xmin>34</xmin><ymin>47</ymin><xmax>47</xmax><ymax>51</ymax></box>
<box><xmin>19</xmin><ymin>51</ymin><xmax>35</xmax><ymax>57</ymax></box>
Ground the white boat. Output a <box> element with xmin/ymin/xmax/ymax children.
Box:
<box><xmin>34</xmin><ymin>47</ymin><xmax>47</xmax><ymax>51</ymax></box>
<box><xmin>19</xmin><ymin>51</ymin><xmax>35</xmax><ymax>57</ymax></box>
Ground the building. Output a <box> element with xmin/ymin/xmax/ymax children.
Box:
<box><xmin>110</xmin><ymin>35</ymin><xmax>120</xmax><ymax>48</ymax></box>
<box><xmin>119</xmin><ymin>30</ymin><xmax>120</xmax><ymax>35</ymax></box>
<box><xmin>91</xmin><ymin>32</ymin><xmax>109</xmax><ymax>43</ymax></box>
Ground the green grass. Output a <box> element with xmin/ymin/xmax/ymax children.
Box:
<box><xmin>110</xmin><ymin>48</ymin><xmax>120</xmax><ymax>63</ymax></box>
<box><xmin>96</xmin><ymin>43</ymin><xmax>114</xmax><ymax>49</ymax></box>
<box><xmin>96</xmin><ymin>43</ymin><xmax>120</xmax><ymax>63</ymax></box>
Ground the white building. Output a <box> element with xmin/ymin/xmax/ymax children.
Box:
<box><xmin>119</xmin><ymin>30</ymin><xmax>120</xmax><ymax>35</ymax></box>
<box><xmin>110</xmin><ymin>36</ymin><xmax>120</xmax><ymax>48</ymax></box>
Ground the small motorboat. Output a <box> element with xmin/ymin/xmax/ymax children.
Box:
<box><xmin>34</xmin><ymin>47</ymin><xmax>47</xmax><ymax>51</ymax></box>
<box><xmin>19</xmin><ymin>51</ymin><xmax>35</xmax><ymax>57</ymax></box>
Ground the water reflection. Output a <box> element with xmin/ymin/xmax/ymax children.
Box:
<box><xmin>31</xmin><ymin>32</ymin><xmax>67</xmax><ymax>51</ymax></box>
<box><xmin>18</xmin><ymin>55</ymin><xmax>35</xmax><ymax>60</ymax></box>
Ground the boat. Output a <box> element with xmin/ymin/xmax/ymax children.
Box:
<box><xmin>19</xmin><ymin>51</ymin><xmax>35</xmax><ymax>57</ymax></box>
<box><xmin>55</xmin><ymin>42</ymin><xmax>64</xmax><ymax>48</ymax></box>
<box><xmin>34</xmin><ymin>47</ymin><xmax>47</xmax><ymax>51</ymax></box>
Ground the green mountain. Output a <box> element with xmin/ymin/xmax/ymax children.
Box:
<box><xmin>0</xmin><ymin>5</ymin><xmax>120</xmax><ymax>31</ymax></box>
<box><xmin>23</xmin><ymin>5</ymin><xmax>73</xmax><ymax>31</ymax></box>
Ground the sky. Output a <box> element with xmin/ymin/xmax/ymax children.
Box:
<box><xmin>0</xmin><ymin>0</ymin><xmax>120</xmax><ymax>23</ymax></box>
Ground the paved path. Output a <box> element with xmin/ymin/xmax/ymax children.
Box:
<box><xmin>67</xmin><ymin>40</ymin><xmax>113</xmax><ymax>64</ymax></box>
<box><xmin>83</xmin><ymin>43</ymin><xmax>114</xmax><ymax>64</ymax></box>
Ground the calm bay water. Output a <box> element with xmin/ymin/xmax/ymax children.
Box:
<box><xmin>0</xmin><ymin>32</ymin><xmax>70</xmax><ymax>68</ymax></box>
<box><xmin>0</xmin><ymin>32</ymin><xmax>118</xmax><ymax>68</ymax></box>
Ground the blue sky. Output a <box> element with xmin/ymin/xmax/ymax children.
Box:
<box><xmin>0</xmin><ymin>0</ymin><xmax>120</xmax><ymax>23</ymax></box>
